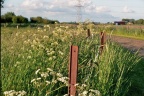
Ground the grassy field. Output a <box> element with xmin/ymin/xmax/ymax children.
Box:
<box><xmin>105</xmin><ymin>25</ymin><xmax>144</xmax><ymax>40</ymax></box>
<box><xmin>1</xmin><ymin>24</ymin><xmax>144</xmax><ymax>96</ymax></box>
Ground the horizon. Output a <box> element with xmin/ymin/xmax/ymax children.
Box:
<box><xmin>1</xmin><ymin>0</ymin><xmax>144</xmax><ymax>23</ymax></box>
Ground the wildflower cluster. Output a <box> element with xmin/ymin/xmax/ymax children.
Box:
<box><xmin>74</xmin><ymin>83</ymin><xmax>101</xmax><ymax>96</ymax></box>
<box><xmin>31</xmin><ymin>68</ymin><xmax>69</xmax><ymax>95</ymax></box>
<box><xmin>4</xmin><ymin>90</ymin><xmax>26</xmax><ymax>96</ymax></box>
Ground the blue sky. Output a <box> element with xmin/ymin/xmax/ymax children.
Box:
<box><xmin>1</xmin><ymin>0</ymin><xmax>144</xmax><ymax>23</ymax></box>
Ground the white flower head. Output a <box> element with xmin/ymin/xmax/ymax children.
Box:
<box><xmin>31</xmin><ymin>79</ymin><xmax>36</xmax><ymax>83</ymax></box>
<box><xmin>45</xmin><ymin>81</ymin><xmax>51</xmax><ymax>85</ymax></box>
<box><xmin>82</xmin><ymin>91</ymin><xmax>88</xmax><ymax>95</ymax></box>
<box><xmin>40</xmin><ymin>72</ymin><xmax>49</xmax><ymax>78</ymax></box>
<box><xmin>56</xmin><ymin>73</ymin><xmax>63</xmax><ymax>77</ymax></box>
<box><xmin>89</xmin><ymin>89</ymin><xmax>101</xmax><ymax>95</ymax></box>
<box><xmin>47</xmin><ymin>68</ymin><xmax>53</xmax><ymax>72</ymax></box>
<box><xmin>35</xmin><ymin>69</ymin><xmax>40</xmax><ymax>75</ymax></box>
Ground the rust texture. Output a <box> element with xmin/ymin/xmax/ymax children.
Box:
<box><xmin>68</xmin><ymin>45</ymin><xmax>78</xmax><ymax>96</ymax></box>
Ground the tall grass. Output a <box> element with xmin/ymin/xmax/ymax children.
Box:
<box><xmin>1</xmin><ymin>24</ymin><xmax>143</xmax><ymax>96</ymax></box>
<box><xmin>105</xmin><ymin>25</ymin><xmax>144</xmax><ymax>40</ymax></box>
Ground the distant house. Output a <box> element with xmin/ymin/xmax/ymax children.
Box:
<box><xmin>114</xmin><ymin>21</ymin><xmax>127</xmax><ymax>25</ymax></box>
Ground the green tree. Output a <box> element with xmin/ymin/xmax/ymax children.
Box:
<box><xmin>12</xmin><ymin>15</ymin><xmax>28</xmax><ymax>23</ymax></box>
<box><xmin>12</xmin><ymin>16</ymin><xmax>18</xmax><ymax>23</ymax></box>
<box><xmin>135</xmin><ymin>19</ymin><xmax>144</xmax><ymax>24</ymax></box>
<box><xmin>36</xmin><ymin>16</ymin><xmax>43</xmax><ymax>23</ymax></box>
<box><xmin>30</xmin><ymin>17</ymin><xmax>37</xmax><ymax>23</ymax></box>
<box><xmin>4</xmin><ymin>12</ymin><xmax>16</xmax><ymax>23</ymax></box>
<box><xmin>43</xmin><ymin>18</ymin><xmax>49</xmax><ymax>24</ymax></box>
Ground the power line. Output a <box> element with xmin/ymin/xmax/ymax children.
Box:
<box><xmin>75</xmin><ymin>0</ymin><xmax>83</xmax><ymax>23</ymax></box>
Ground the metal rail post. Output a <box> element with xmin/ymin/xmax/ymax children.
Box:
<box><xmin>68</xmin><ymin>45</ymin><xmax>78</xmax><ymax>96</ymax></box>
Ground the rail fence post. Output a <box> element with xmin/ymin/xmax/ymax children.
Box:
<box><xmin>87</xmin><ymin>29</ymin><xmax>91</xmax><ymax>37</ymax></box>
<box><xmin>68</xmin><ymin>45</ymin><xmax>78</xmax><ymax>96</ymax></box>
<box><xmin>100</xmin><ymin>32</ymin><xmax>105</xmax><ymax>55</ymax></box>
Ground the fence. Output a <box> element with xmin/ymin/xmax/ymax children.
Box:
<box><xmin>68</xmin><ymin>29</ymin><xmax>105</xmax><ymax>96</ymax></box>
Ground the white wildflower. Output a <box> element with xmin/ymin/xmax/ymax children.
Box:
<box><xmin>53</xmin><ymin>56</ymin><xmax>56</xmax><ymax>59</ymax></box>
<box><xmin>31</xmin><ymin>45</ymin><xmax>35</xmax><ymax>48</ymax></box>
<box><xmin>43</xmin><ymin>35</ymin><xmax>49</xmax><ymax>39</ymax></box>
<box><xmin>36</xmin><ymin>78</ymin><xmax>41</xmax><ymax>81</ymax></box>
<box><xmin>4</xmin><ymin>90</ymin><xmax>27</xmax><ymax>96</ymax></box>
<box><xmin>40</xmin><ymin>72</ymin><xmax>49</xmax><ymax>78</ymax></box>
<box><xmin>47</xmin><ymin>68</ymin><xmax>53</xmax><ymax>72</ymax></box>
<box><xmin>18</xmin><ymin>90</ymin><xmax>27</xmax><ymax>96</ymax></box>
<box><xmin>44</xmin><ymin>29</ymin><xmax>47</xmax><ymax>31</ymax></box>
<box><xmin>45</xmin><ymin>81</ymin><xmax>51</xmax><ymax>85</ymax></box>
<box><xmin>33</xmin><ymin>40</ymin><xmax>37</xmax><ymax>44</ymax></box>
<box><xmin>89</xmin><ymin>89</ymin><xmax>101</xmax><ymax>95</ymax></box>
<box><xmin>58</xmin><ymin>51</ymin><xmax>64</xmax><ymax>55</ymax></box>
<box><xmin>56</xmin><ymin>73</ymin><xmax>63</xmax><ymax>77</ymax></box>
<box><xmin>47</xmin><ymin>25</ymin><xmax>50</xmax><ymax>28</ymax></box>
<box><xmin>48</xmin><ymin>57</ymin><xmax>53</xmax><ymax>61</ymax></box>
<box><xmin>35</xmin><ymin>69</ymin><xmax>40</xmax><ymax>75</ymax></box>
<box><xmin>74</xmin><ymin>83</ymin><xmax>79</xmax><ymax>86</ymax></box>
<box><xmin>82</xmin><ymin>91</ymin><xmax>88</xmax><ymax>95</ymax></box>
<box><xmin>57</xmin><ymin>77</ymin><xmax>68</xmax><ymax>85</ymax></box>
<box><xmin>31</xmin><ymin>79</ymin><xmax>36</xmax><ymax>83</ymax></box>
<box><xmin>51</xmin><ymin>51</ymin><xmax>55</xmax><ymax>54</ymax></box>
<box><xmin>53</xmin><ymin>42</ymin><xmax>58</xmax><ymax>45</ymax></box>
<box><xmin>52</xmin><ymin>80</ymin><xmax>57</xmax><ymax>84</ymax></box>
<box><xmin>82</xmin><ymin>84</ymin><xmax>87</xmax><ymax>87</ymax></box>
<box><xmin>16</xmin><ymin>33</ymin><xmax>19</xmax><ymax>36</ymax></box>
<box><xmin>50</xmin><ymin>71</ymin><xmax>55</xmax><ymax>75</ymax></box>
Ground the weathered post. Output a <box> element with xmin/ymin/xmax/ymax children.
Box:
<box><xmin>68</xmin><ymin>45</ymin><xmax>78</xmax><ymax>96</ymax></box>
<box><xmin>100</xmin><ymin>32</ymin><xmax>105</xmax><ymax>55</ymax></box>
<box><xmin>87</xmin><ymin>29</ymin><xmax>91</xmax><ymax>37</ymax></box>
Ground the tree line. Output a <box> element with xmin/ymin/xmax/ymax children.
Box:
<box><xmin>1</xmin><ymin>12</ymin><xmax>60</xmax><ymax>24</ymax></box>
<box><xmin>122</xmin><ymin>18</ymin><xmax>144</xmax><ymax>24</ymax></box>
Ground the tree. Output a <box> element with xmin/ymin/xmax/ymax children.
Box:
<box><xmin>12</xmin><ymin>16</ymin><xmax>18</xmax><ymax>23</ymax></box>
<box><xmin>43</xmin><ymin>18</ymin><xmax>49</xmax><ymax>24</ymax></box>
<box><xmin>1</xmin><ymin>0</ymin><xmax>4</xmax><ymax>8</ymax></box>
<box><xmin>30</xmin><ymin>17</ymin><xmax>37</xmax><ymax>23</ymax></box>
<box><xmin>135</xmin><ymin>19</ymin><xmax>144</xmax><ymax>24</ymax></box>
<box><xmin>36</xmin><ymin>16</ymin><xmax>43</xmax><ymax>23</ymax></box>
<box><xmin>3</xmin><ymin>12</ymin><xmax>16</xmax><ymax>23</ymax></box>
<box><xmin>12</xmin><ymin>15</ymin><xmax>28</xmax><ymax>23</ymax></box>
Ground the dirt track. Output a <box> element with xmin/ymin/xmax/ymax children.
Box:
<box><xmin>107</xmin><ymin>35</ymin><xmax>144</xmax><ymax>58</ymax></box>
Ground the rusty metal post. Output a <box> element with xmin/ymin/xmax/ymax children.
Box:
<box><xmin>87</xmin><ymin>29</ymin><xmax>91</xmax><ymax>37</ymax></box>
<box><xmin>68</xmin><ymin>45</ymin><xmax>78</xmax><ymax>96</ymax></box>
<box><xmin>100</xmin><ymin>32</ymin><xmax>105</xmax><ymax>55</ymax></box>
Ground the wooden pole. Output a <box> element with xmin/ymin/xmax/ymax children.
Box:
<box><xmin>100</xmin><ymin>32</ymin><xmax>105</xmax><ymax>55</ymax></box>
<box><xmin>87</xmin><ymin>29</ymin><xmax>91</xmax><ymax>37</ymax></box>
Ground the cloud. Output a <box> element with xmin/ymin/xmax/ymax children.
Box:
<box><xmin>96</xmin><ymin>6</ymin><xmax>111</xmax><ymax>13</ymax></box>
<box><xmin>4</xmin><ymin>4</ymin><xmax>14</xmax><ymax>8</ymax></box>
<box><xmin>68</xmin><ymin>0</ymin><xmax>92</xmax><ymax>7</ymax></box>
<box><xmin>21</xmin><ymin>0</ymin><xmax>49</xmax><ymax>10</ymax></box>
<box><xmin>123</xmin><ymin>6</ymin><xmax>135</xmax><ymax>13</ymax></box>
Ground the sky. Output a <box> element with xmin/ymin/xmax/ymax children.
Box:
<box><xmin>1</xmin><ymin>0</ymin><xmax>144</xmax><ymax>23</ymax></box>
